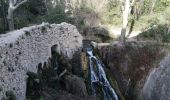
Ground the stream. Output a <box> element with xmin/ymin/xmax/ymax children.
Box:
<box><xmin>86</xmin><ymin>48</ymin><xmax>118</xmax><ymax>100</ymax></box>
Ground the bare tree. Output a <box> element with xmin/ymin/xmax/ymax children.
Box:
<box><xmin>44</xmin><ymin>0</ymin><xmax>49</xmax><ymax>15</ymax></box>
<box><xmin>7</xmin><ymin>0</ymin><xmax>28</xmax><ymax>31</ymax></box>
<box><xmin>150</xmin><ymin>0</ymin><xmax>157</xmax><ymax>13</ymax></box>
<box><xmin>0</xmin><ymin>0</ymin><xmax>8</xmax><ymax>30</ymax></box>
<box><xmin>120</xmin><ymin>0</ymin><xmax>134</xmax><ymax>44</ymax></box>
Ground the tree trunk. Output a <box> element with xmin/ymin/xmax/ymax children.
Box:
<box><xmin>150</xmin><ymin>0</ymin><xmax>157</xmax><ymax>14</ymax></box>
<box><xmin>120</xmin><ymin>0</ymin><xmax>130</xmax><ymax>44</ymax></box>
<box><xmin>44</xmin><ymin>0</ymin><xmax>49</xmax><ymax>15</ymax></box>
<box><xmin>0</xmin><ymin>0</ymin><xmax>8</xmax><ymax>30</ymax></box>
<box><xmin>7</xmin><ymin>0</ymin><xmax>28</xmax><ymax>31</ymax></box>
<box><xmin>7</xmin><ymin>8</ymin><xmax>14</xmax><ymax>31</ymax></box>
<box><xmin>127</xmin><ymin>19</ymin><xmax>135</xmax><ymax>37</ymax></box>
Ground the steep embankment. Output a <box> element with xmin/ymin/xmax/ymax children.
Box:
<box><xmin>97</xmin><ymin>41</ymin><xmax>168</xmax><ymax>100</ymax></box>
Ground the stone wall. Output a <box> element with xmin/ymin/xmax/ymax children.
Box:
<box><xmin>0</xmin><ymin>22</ymin><xmax>83</xmax><ymax>100</ymax></box>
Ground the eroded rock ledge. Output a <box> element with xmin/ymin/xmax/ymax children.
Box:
<box><xmin>0</xmin><ymin>22</ymin><xmax>83</xmax><ymax>100</ymax></box>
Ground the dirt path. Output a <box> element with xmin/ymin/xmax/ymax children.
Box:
<box><xmin>108</xmin><ymin>27</ymin><xmax>141</xmax><ymax>38</ymax></box>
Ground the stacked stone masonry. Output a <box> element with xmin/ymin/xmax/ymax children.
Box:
<box><xmin>0</xmin><ymin>22</ymin><xmax>83</xmax><ymax>100</ymax></box>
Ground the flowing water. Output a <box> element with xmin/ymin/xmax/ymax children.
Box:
<box><xmin>87</xmin><ymin>48</ymin><xmax>118</xmax><ymax>100</ymax></box>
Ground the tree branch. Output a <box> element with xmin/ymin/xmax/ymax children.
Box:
<box><xmin>9</xmin><ymin>0</ymin><xmax>14</xmax><ymax>7</ymax></box>
<box><xmin>59</xmin><ymin>69</ymin><xmax>67</xmax><ymax>78</ymax></box>
<box><xmin>14</xmin><ymin>0</ymin><xmax>28</xmax><ymax>10</ymax></box>
<box><xmin>130</xmin><ymin>0</ymin><xmax>135</xmax><ymax>6</ymax></box>
<box><xmin>13</xmin><ymin>0</ymin><xmax>18</xmax><ymax>5</ymax></box>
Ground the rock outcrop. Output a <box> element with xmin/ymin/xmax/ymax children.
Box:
<box><xmin>63</xmin><ymin>75</ymin><xmax>87</xmax><ymax>97</ymax></box>
<box><xmin>97</xmin><ymin>42</ymin><xmax>166</xmax><ymax>100</ymax></box>
<box><xmin>0</xmin><ymin>22</ymin><xmax>83</xmax><ymax>100</ymax></box>
<box><xmin>142</xmin><ymin>54</ymin><xmax>170</xmax><ymax>100</ymax></box>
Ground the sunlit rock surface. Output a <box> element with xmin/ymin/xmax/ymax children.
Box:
<box><xmin>0</xmin><ymin>22</ymin><xmax>83</xmax><ymax>100</ymax></box>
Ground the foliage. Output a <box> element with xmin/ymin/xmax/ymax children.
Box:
<box><xmin>103</xmin><ymin>0</ymin><xmax>170</xmax><ymax>31</ymax></box>
<box><xmin>0</xmin><ymin>0</ymin><xmax>8</xmax><ymax>33</ymax></box>
<box><xmin>33</xmin><ymin>5</ymin><xmax>68</xmax><ymax>24</ymax></box>
<box><xmin>155</xmin><ymin>0</ymin><xmax>170</xmax><ymax>12</ymax></box>
<box><xmin>102</xmin><ymin>0</ymin><xmax>122</xmax><ymax>26</ymax></box>
<box><xmin>5</xmin><ymin>91</ymin><xmax>16</xmax><ymax>100</ymax></box>
<box><xmin>0</xmin><ymin>0</ymin><xmax>170</xmax><ymax>41</ymax></box>
<box><xmin>14</xmin><ymin>0</ymin><xmax>47</xmax><ymax>28</ymax></box>
<box><xmin>142</xmin><ymin>0</ymin><xmax>151</xmax><ymax>14</ymax></box>
<box><xmin>26</xmin><ymin>72</ymin><xmax>42</xmax><ymax>99</ymax></box>
<box><xmin>139</xmin><ymin>24</ymin><xmax>170</xmax><ymax>43</ymax></box>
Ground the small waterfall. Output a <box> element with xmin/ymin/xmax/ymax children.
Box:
<box><xmin>87</xmin><ymin>48</ymin><xmax>118</xmax><ymax>100</ymax></box>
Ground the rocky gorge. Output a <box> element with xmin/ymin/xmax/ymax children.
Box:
<box><xmin>96</xmin><ymin>41</ymin><xmax>170</xmax><ymax>100</ymax></box>
<box><xmin>0</xmin><ymin>22</ymin><xmax>170</xmax><ymax>100</ymax></box>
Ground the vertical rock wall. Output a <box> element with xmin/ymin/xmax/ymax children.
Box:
<box><xmin>0</xmin><ymin>22</ymin><xmax>83</xmax><ymax>100</ymax></box>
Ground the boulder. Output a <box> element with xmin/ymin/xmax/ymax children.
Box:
<box><xmin>63</xmin><ymin>75</ymin><xmax>87</xmax><ymax>97</ymax></box>
<box><xmin>142</xmin><ymin>54</ymin><xmax>170</xmax><ymax>100</ymax></box>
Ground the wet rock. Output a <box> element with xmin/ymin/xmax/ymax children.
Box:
<box><xmin>63</xmin><ymin>75</ymin><xmax>87</xmax><ymax>97</ymax></box>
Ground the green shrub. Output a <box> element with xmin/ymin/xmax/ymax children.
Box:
<box><xmin>14</xmin><ymin>17</ymin><xmax>30</xmax><ymax>29</ymax></box>
<box><xmin>33</xmin><ymin>5</ymin><xmax>68</xmax><ymax>24</ymax></box>
<box><xmin>5</xmin><ymin>91</ymin><xmax>16</xmax><ymax>100</ymax></box>
<box><xmin>0</xmin><ymin>87</ymin><xmax>3</xmax><ymax>92</ymax></box>
<box><xmin>139</xmin><ymin>24</ymin><xmax>170</xmax><ymax>42</ymax></box>
<box><xmin>0</xmin><ymin>20</ymin><xmax>7</xmax><ymax>34</ymax></box>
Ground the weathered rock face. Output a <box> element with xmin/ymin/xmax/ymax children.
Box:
<box><xmin>63</xmin><ymin>75</ymin><xmax>87</xmax><ymax>97</ymax></box>
<box><xmin>142</xmin><ymin>54</ymin><xmax>170</xmax><ymax>100</ymax></box>
<box><xmin>97</xmin><ymin>42</ymin><xmax>166</xmax><ymax>100</ymax></box>
<box><xmin>0</xmin><ymin>22</ymin><xmax>83</xmax><ymax>100</ymax></box>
